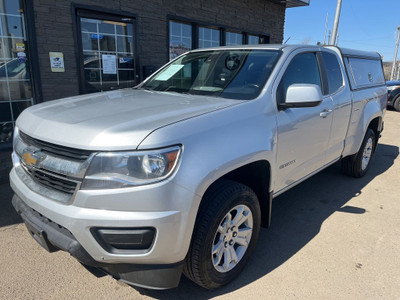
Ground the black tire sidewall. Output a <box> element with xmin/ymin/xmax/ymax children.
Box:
<box><xmin>394</xmin><ymin>96</ymin><xmax>400</xmax><ymax>112</ymax></box>
<box><xmin>193</xmin><ymin>182</ymin><xmax>261</xmax><ymax>288</ymax></box>
<box><xmin>353</xmin><ymin>129</ymin><xmax>375</xmax><ymax>177</ymax></box>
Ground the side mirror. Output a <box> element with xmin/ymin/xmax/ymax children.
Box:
<box><xmin>279</xmin><ymin>84</ymin><xmax>323</xmax><ymax>109</ymax></box>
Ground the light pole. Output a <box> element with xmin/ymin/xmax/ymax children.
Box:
<box><xmin>330</xmin><ymin>0</ymin><xmax>343</xmax><ymax>45</ymax></box>
<box><xmin>390</xmin><ymin>26</ymin><xmax>400</xmax><ymax>81</ymax></box>
<box><xmin>323</xmin><ymin>13</ymin><xmax>329</xmax><ymax>44</ymax></box>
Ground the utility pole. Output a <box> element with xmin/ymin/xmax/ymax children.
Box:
<box><xmin>330</xmin><ymin>0</ymin><xmax>343</xmax><ymax>45</ymax></box>
<box><xmin>323</xmin><ymin>13</ymin><xmax>329</xmax><ymax>45</ymax></box>
<box><xmin>396</xmin><ymin>61</ymin><xmax>400</xmax><ymax>80</ymax></box>
<box><xmin>390</xmin><ymin>26</ymin><xmax>400</xmax><ymax>81</ymax></box>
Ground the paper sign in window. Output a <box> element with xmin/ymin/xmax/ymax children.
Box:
<box><xmin>154</xmin><ymin>64</ymin><xmax>184</xmax><ymax>81</ymax></box>
<box><xmin>102</xmin><ymin>54</ymin><xmax>117</xmax><ymax>74</ymax></box>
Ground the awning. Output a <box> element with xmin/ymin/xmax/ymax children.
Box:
<box><xmin>271</xmin><ymin>0</ymin><xmax>310</xmax><ymax>8</ymax></box>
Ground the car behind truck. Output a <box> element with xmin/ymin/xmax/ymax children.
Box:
<box><xmin>10</xmin><ymin>44</ymin><xmax>386</xmax><ymax>289</ymax></box>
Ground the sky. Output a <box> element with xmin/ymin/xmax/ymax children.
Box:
<box><xmin>284</xmin><ymin>0</ymin><xmax>400</xmax><ymax>62</ymax></box>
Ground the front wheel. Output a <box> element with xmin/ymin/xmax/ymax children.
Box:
<box><xmin>341</xmin><ymin>129</ymin><xmax>376</xmax><ymax>177</ymax></box>
<box><xmin>183</xmin><ymin>180</ymin><xmax>261</xmax><ymax>289</ymax></box>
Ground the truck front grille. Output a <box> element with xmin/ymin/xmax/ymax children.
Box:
<box><xmin>23</xmin><ymin>167</ymin><xmax>78</xmax><ymax>194</ymax></box>
<box><xmin>19</xmin><ymin>131</ymin><xmax>92</xmax><ymax>162</ymax></box>
<box><xmin>15</xmin><ymin>131</ymin><xmax>93</xmax><ymax>201</ymax></box>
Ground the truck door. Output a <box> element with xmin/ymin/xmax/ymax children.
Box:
<box><xmin>274</xmin><ymin>51</ymin><xmax>334</xmax><ymax>193</ymax></box>
<box><xmin>320</xmin><ymin>51</ymin><xmax>352</xmax><ymax>163</ymax></box>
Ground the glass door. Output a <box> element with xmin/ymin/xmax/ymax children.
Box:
<box><xmin>77</xmin><ymin>11</ymin><xmax>137</xmax><ymax>94</ymax></box>
<box><xmin>0</xmin><ymin>0</ymin><xmax>33</xmax><ymax>146</ymax></box>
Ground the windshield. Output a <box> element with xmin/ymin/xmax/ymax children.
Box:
<box><xmin>140</xmin><ymin>49</ymin><xmax>281</xmax><ymax>100</ymax></box>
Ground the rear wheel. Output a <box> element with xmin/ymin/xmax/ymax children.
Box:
<box><xmin>393</xmin><ymin>96</ymin><xmax>400</xmax><ymax>112</ymax></box>
<box><xmin>341</xmin><ymin>129</ymin><xmax>376</xmax><ymax>177</ymax></box>
<box><xmin>183</xmin><ymin>180</ymin><xmax>261</xmax><ymax>289</ymax></box>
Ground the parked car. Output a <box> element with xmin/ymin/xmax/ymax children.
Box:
<box><xmin>10</xmin><ymin>44</ymin><xmax>386</xmax><ymax>290</ymax></box>
<box><xmin>0</xmin><ymin>58</ymin><xmax>32</xmax><ymax>101</ymax></box>
<box><xmin>386</xmin><ymin>80</ymin><xmax>400</xmax><ymax>111</ymax></box>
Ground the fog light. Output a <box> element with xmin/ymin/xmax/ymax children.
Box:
<box><xmin>91</xmin><ymin>227</ymin><xmax>155</xmax><ymax>253</ymax></box>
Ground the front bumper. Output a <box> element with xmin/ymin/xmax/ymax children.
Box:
<box><xmin>12</xmin><ymin>194</ymin><xmax>183</xmax><ymax>289</ymax></box>
<box><xmin>10</xmin><ymin>165</ymin><xmax>201</xmax><ymax>289</ymax></box>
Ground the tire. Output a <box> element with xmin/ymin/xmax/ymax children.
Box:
<box><xmin>341</xmin><ymin>129</ymin><xmax>376</xmax><ymax>178</ymax></box>
<box><xmin>183</xmin><ymin>180</ymin><xmax>261</xmax><ymax>289</ymax></box>
<box><xmin>394</xmin><ymin>96</ymin><xmax>400</xmax><ymax>112</ymax></box>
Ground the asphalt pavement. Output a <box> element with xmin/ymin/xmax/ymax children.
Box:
<box><xmin>0</xmin><ymin>110</ymin><xmax>399</xmax><ymax>299</ymax></box>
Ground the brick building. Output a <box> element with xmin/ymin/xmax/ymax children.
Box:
<box><xmin>0</xmin><ymin>0</ymin><xmax>309</xmax><ymax>180</ymax></box>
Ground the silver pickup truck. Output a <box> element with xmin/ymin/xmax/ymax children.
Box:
<box><xmin>10</xmin><ymin>45</ymin><xmax>386</xmax><ymax>290</ymax></box>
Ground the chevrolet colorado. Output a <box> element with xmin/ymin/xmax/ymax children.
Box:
<box><xmin>10</xmin><ymin>45</ymin><xmax>386</xmax><ymax>289</ymax></box>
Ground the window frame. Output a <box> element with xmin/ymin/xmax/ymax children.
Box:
<box><xmin>167</xmin><ymin>15</ymin><xmax>271</xmax><ymax>61</ymax></box>
<box><xmin>198</xmin><ymin>26</ymin><xmax>221</xmax><ymax>49</ymax></box>
<box><xmin>319</xmin><ymin>51</ymin><xmax>345</xmax><ymax>95</ymax></box>
<box><xmin>72</xmin><ymin>4</ymin><xmax>138</xmax><ymax>94</ymax></box>
<box><xmin>276</xmin><ymin>51</ymin><xmax>327</xmax><ymax>105</ymax></box>
<box><xmin>168</xmin><ymin>20</ymin><xmax>194</xmax><ymax>61</ymax></box>
<box><xmin>225</xmin><ymin>30</ymin><xmax>244</xmax><ymax>46</ymax></box>
<box><xmin>344</xmin><ymin>56</ymin><xmax>386</xmax><ymax>91</ymax></box>
<box><xmin>0</xmin><ymin>0</ymin><xmax>40</xmax><ymax>150</ymax></box>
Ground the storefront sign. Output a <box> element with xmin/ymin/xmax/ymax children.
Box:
<box><xmin>17</xmin><ymin>52</ymin><xmax>26</xmax><ymax>63</ymax></box>
<box><xmin>119</xmin><ymin>57</ymin><xmax>132</xmax><ymax>64</ymax></box>
<box><xmin>16</xmin><ymin>43</ymin><xmax>25</xmax><ymax>51</ymax></box>
<box><xmin>90</xmin><ymin>33</ymin><xmax>103</xmax><ymax>40</ymax></box>
<box><xmin>102</xmin><ymin>54</ymin><xmax>117</xmax><ymax>74</ymax></box>
<box><xmin>49</xmin><ymin>52</ymin><xmax>65</xmax><ymax>72</ymax></box>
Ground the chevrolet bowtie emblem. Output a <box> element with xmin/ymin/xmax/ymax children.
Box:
<box><xmin>22</xmin><ymin>149</ymin><xmax>45</xmax><ymax>167</ymax></box>
<box><xmin>22</xmin><ymin>152</ymin><xmax>37</xmax><ymax>166</ymax></box>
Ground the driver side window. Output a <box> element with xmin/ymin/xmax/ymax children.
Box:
<box><xmin>277</xmin><ymin>52</ymin><xmax>322</xmax><ymax>104</ymax></box>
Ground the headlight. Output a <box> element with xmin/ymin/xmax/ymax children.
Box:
<box><xmin>13</xmin><ymin>126</ymin><xmax>19</xmax><ymax>148</ymax></box>
<box><xmin>12</xmin><ymin>126</ymin><xmax>25</xmax><ymax>160</ymax></box>
<box><xmin>12</xmin><ymin>126</ymin><xmax>20</xmax><ymax>167</ymax></box>
<box><xmin>387</xmin><ymin>85</ymin><xmax>400</xmax><ymax>91</ymax></box>
<box><xmin>81</xmin><ymin>146</ymin><xmax>181</xmax><ymax>190</ymax></box>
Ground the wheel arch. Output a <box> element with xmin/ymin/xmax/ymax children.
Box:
<box><xmin>367</xmin><ymin>116</ymin><xmax>382</xmax><ymax>150</ymax></box>
<box><xmin>199</xmin><ymin>160</ymin><xmax>272</xmax><ymax>228</ymax></box>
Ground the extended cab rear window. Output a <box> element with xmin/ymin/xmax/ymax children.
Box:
<box><xmin>345</xmin><ymin>57</ymin><xmax>385</xmax><ymax>89</ymax></box>
<box><xmin>321</xmin><ymin>52</ymin><xmax>344</xmax><ymax>94</ymax></box>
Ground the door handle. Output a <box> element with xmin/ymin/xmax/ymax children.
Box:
<box><xmin>320</xmin><ymin>109</ymin><xmax>332</xmax><ymax>118</ymax></box>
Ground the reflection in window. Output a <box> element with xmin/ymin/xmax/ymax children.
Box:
<box><xmin>226</xmin><ymin>32</ymin><xmax>243</xmax><ymax>46</ymax></box>
<box><xmin>277</xmin><ymin>52</ymin><xmax>321</xmax><ymax>103</ymax></box>
<box><xmin>348</xmin><ymin>57</ymin><xmax>385</xmax><ymax>88</ymax></box>
<box><xmin>248</xmin><ymin>35</ymin><xmax>260</xmax><ymax>45</ymax></box>
<box><xmin>142</xmin><ymin>50</ymin><xmax>281</xmax><ymax>100</ymax></box>
<box><xmin>169</xmin><ymin>21</ymin><xmax>192</xmax><ymax>60</ymax></box>
<box><xmin>79</xmin><ymin>16</ymin><xmax>136</xmax><ymax>93</ymax></box>
<box><xmin>321</xmin><ymin>52</ymin><xmax>343</xmax><ymax>94</ymax></box>
<box><xmin>198</xmin><ymin>27</ymin><xmax>220</xmax><ymax>48</ymax></box>
<box><xmin>0</xmin><ymin>0</ymin><xmax>34</xmax><ymax>144</ymax></box>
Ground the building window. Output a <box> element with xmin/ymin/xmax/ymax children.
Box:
<box><xmin>78</xmin><ymin>12</ymin><xmax>136</xmax><ymax>94</ymax></box>
<box><xmin>198</xmin><ymin>27</ymin><xmax>220</xmax><ymax>48</ymax></box>
<box><xmin>0</xmin><ymin>0</ymin><xmax>33</xmax><ymax>145</ymax></box>
<box><xmin>169</xmin><ymin>21</ymin><xmax>192</xmax><ymax>60</ymax></box>
<box><xmin>225</xmin><ymin>32</ymin><xmax>243</xmax><ymax>46</ymax></box>
<box><xmin>248</xmin><ymin>35</ymin><xmax>260</xmax><ymax>45</ymax></box>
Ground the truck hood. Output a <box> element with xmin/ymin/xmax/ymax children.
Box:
<box><xmin>16</xmin><ymin>89</ymin><xmax>241</xmax><ymax>150</ymax></box>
